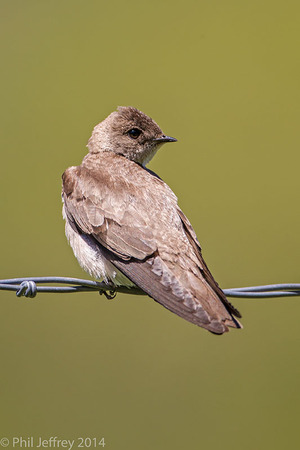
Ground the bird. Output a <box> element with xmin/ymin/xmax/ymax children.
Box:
<box><xmin>62</xmin><ymin>106</ymin><xmax>242</xmax><ymax>334</ymax></box>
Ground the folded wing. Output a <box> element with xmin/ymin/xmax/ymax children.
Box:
<box><xmin>62</xmin><ymin>152</ymin><xmax>241</xmax><ymax>334</ymax></box>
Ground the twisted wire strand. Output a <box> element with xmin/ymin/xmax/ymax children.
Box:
<box><xmin>0</xmin><ymin>277</ymin><xmax>299</xmax><ymax>299</ymax></box>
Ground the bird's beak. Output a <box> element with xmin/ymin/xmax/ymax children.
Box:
<box><xmin>153</xmin><ymin>135</ymin><xmax>177</xmax><ymax>143</ymax></box>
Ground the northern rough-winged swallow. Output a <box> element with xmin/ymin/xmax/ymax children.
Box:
<box><xmin>62</xmin><ymin>107</ymin><xmax>242</xmax><ymax>334</ymax></box>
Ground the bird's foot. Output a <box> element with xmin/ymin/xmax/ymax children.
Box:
<box><xmin>99</xmin><ymin>289</ymin><xmax>117</xmax><ymax>300</ymax></box>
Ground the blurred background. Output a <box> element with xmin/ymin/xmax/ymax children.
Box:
<box><xmin>0</xmin><ymin>1</ymin><xmax>299</xmax><ymax>449</ymax></box>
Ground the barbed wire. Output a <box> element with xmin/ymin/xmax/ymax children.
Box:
<box><xmin>0</xmin><ymin>277</ymin><xmax>299</xmax><ymax>299</ymax></box>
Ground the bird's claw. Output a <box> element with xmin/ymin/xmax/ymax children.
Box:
<box><xmin>99</xmin><ymin>289</ymin><xmax>117</xmax><ymax>300</ymax></box>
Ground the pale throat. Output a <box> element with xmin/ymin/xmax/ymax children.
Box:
<box><xmin>140</xmin><ymin>143</ymin><xmax>163</xmax><ymax>166</ymax></box>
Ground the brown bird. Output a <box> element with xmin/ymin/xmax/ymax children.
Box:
<box><xmin>62</xmin><ymin>107</ymin><xmax>242</xmax><ymax>334</ymax></box>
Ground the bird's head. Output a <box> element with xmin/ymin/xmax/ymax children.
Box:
<box><xmin>87</xmin><ymin>106</ymin><xmax>177</xmax><ymax>165</ymax></box>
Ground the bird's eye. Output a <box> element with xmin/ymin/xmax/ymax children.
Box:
<box><xmin>127</xmin><ymin>128</ymin><xmax>142</xmax><ymax>139</ymax></box>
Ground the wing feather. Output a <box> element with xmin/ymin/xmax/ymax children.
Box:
<box><xmin>62</xmin><ymin>155</ymin><xmax>157</xmax><ymax>260</ymax></box>
<box><xmin>177</xmin><ymin>209</ymin><xmax>242</xmax><ymax>319</ymax></box>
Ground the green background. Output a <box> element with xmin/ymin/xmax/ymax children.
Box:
<box><xmin>1</xmin><ymin>1</ymin><xmax>299</xmax><ymax>449</ymax></box>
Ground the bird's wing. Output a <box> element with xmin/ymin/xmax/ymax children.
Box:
<box><xmin>62</xmin><ymin>152</ymin><xmax>241</xmax><ymax>334</ymax></box>
<box><xmin>177</xmin><ymin>208</ymin><xmax>242</xmax><ymax>319</ymax></box>
<box><xmin>62</xmin><ymin>154</ymin><xmax>158</xmax><ymax>260</ymax></box>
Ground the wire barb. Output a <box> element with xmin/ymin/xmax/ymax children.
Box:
<box><xmin>0</xmin><ymin>277</ymin><xmax>299</xmax><ymax>299</ymax></box>
<box><xmin>16</xmin><ymin>280</ymin><xmax>37</xmax><ymax>298</ymax></box>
